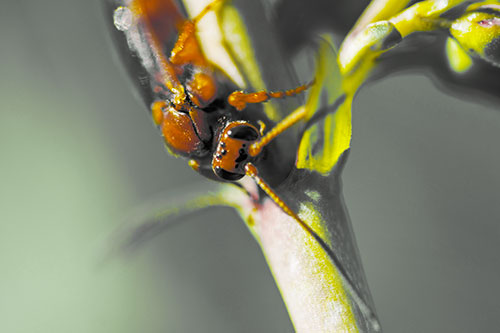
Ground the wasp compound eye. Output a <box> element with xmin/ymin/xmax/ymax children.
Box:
<box><xmin>227</xmin><ymin>125</ymin><xmax>259</xmax><ymax>141</ymax></box>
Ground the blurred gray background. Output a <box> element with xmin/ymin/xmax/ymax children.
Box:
<box><xmin>1</xmin><ymin>0</ymin><xmax>499</xmax><ymax>332</ymax></box>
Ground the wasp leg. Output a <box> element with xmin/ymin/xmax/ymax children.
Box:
<box><xmin>244</xmin><ymin>163</ymin><xmax>380</xmax><ymax>330</ymax></box>
<box><xmin>228</xmin><ymin>81</ymin><xmax>314</xmax><ymax>111</ymax></box>
<box><xmin>170</xmin><ymin>0</ymin><xmax>226</xmax><ymax>65</ymax></box>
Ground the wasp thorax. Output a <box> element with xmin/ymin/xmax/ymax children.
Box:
<box><xmin>212</xmin><ymin>122</ymin><xmax>260</xmax><ymax>181</ymax></box>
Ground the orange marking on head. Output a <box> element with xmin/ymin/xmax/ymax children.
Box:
<box><xmin>211</xmin><ymin>122</ymin><xmax>260</xmax><ymax>181</ymax></box>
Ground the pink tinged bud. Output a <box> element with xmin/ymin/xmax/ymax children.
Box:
<box><xmin>450</xmin><ymin>11</ymin><xmax>500</xmax><ymax>67</ymax></box>
<box><xmin>478</xmin><ymin>18</ymin><xmax>500</xmax><ymax>28</ymax></box>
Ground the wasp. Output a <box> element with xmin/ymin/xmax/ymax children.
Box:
<box><xmin>110</xmin><ymin>0</ymin><xmax>314</xmax><ymax>227</ymax></box>
<box><xmin>109</xmin><ymin>0</ymin><xmax>380</xmax><ymax>327</ymax></box>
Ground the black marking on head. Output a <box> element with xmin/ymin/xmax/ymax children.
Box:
<box><xmin>214</xmin><ymin>166</ymin><xmax>244</xmax><ymax>181</ymax></box>
<box><xmin>235</xmin><ymin>149</ymin><xmax>248</xmax><ymax>163</ymax></box>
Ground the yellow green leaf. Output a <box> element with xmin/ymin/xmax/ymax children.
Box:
<box><xmin>296</xmin><ymin>35</ymin><xmax>351</xmax><ymax>175</ymax></box>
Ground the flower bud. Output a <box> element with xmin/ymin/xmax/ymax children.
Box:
<box><xmin>445</xmin><ymin>37</ymin><xmax>473</xmax><ymax>73</ymax></box>
<box><xmin>450</xmin><ymin>9</ymin><xmax>500</xmax><ymax>67</ymax></box>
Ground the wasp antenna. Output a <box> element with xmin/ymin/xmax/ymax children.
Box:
<box><xmin>228</xmin><ymin>80</ymin><xmax>314</xmax><ymax>111</ymax></box>
<box><xmin>248</xmin><ymin>104</ymin><xmax>309</xmax><ymax>157</ymax></box>
<box><xmin>257</xmin><ymin>120</ymin><xmax>266</xmax><ymax>136</ymax></box>
<box><xmin>244</xmin><ymin>163</ymin><xmax>381</xmax><ymax>331</ymax></box>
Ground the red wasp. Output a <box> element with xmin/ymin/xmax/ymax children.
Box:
<box><xmin>108</xmin><ymin>0</ymin><xmax>379</xmax><ymax>327</ymax></box>
<box><xmin>110</xmin><ymin>0</ymin><xmax>314</xmax><ymax>227</ymax></box>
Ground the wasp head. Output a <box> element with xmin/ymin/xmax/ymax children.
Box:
<box><xmin>212</xmin><ymin>122</ymin><xmax>260</xmax><ymax>181</ymax></box>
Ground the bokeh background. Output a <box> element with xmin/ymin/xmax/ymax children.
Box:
<box><xmin>1</xmin><ymin>0</ymin><xmax>499</xmax><ymax>332</ymax></box>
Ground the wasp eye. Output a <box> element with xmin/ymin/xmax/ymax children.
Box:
<box><xmin>227</xmin><ymin>125</ymin><xmax>259</xmax><ymax>141</ymax></box>
<box><xmin>214</xmin><ymin>166</ymin><xmax>244</xmax><ymax>181</ymax></box>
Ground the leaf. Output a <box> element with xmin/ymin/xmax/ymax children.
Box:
<box><xmin>109</xmin><ymin>182</ymin><xmax>235</xmax><ymax>256</ymax></box>
<box><xmin>296</xmin><ymin>35</ymin><xmax>351</xmax><ymax>175</ymax></box>
<box><xmin>449</xmin><ymin>9</ymin><xmax>500</xmax><ymax>67</ymax></box>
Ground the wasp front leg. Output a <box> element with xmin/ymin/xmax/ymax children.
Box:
<box><xmin>169</xmin><ymin>0</ymin><xmax>227</xmax><ymax>68</ymax></box>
